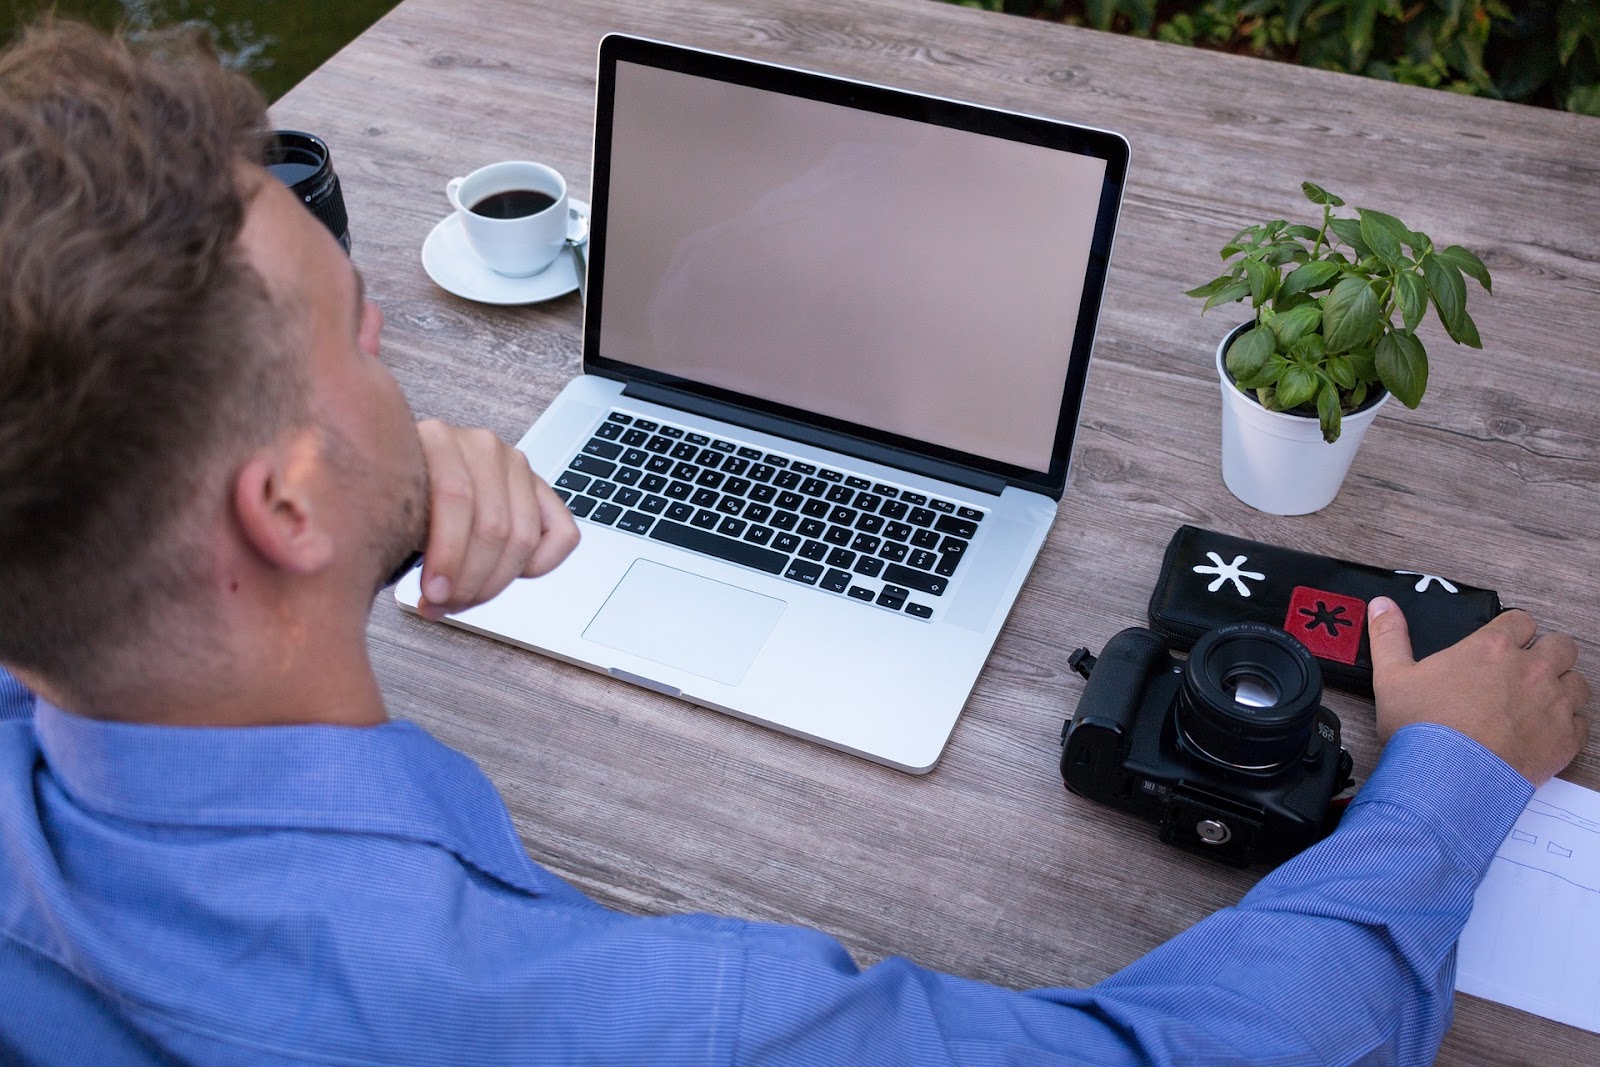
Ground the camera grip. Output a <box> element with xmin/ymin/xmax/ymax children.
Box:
<box><xmin>1062</xmin><ymin>627</ymin><xmax>1170</xmax><ymax>797</ymax></box>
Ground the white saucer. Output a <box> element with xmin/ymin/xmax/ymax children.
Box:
<box><xmin>421</xmin><ymin>198</ymin><xmax>589</xmax><ymax>305</ymax></box>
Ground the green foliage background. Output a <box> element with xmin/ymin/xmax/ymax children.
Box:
<box><xmin>949</xmin><ymin>0</ymin><xmax>1600</xmax><ymax>116</ymax></box>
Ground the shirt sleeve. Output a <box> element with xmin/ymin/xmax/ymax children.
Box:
<box><xmin>733</xmin><ymin>723</ymin><xmax>1531</xmax><ymax>1066</ymax></box>
<box><xmin>0</xmin><ymin>667</ymin><xmax>35</xmax><ymax>722</ymax></box>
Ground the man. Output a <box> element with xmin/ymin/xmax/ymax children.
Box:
<box><xmin>0</xmin><ymin>20</ymin><xmax>1590</xmax><ymax>1066</ymax></box>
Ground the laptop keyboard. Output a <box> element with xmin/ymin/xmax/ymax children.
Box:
<box><xmin>550</xmin><ymin>411</ymin><xmax>986</xmax><ymax>620</ymax></box>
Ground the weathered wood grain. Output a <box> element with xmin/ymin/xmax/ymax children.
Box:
<box><xmin>280</xmin><ymin>1</ymin><xmax>1600</xmax><ymax>1061</ymax></box>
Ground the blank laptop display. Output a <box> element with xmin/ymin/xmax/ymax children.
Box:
<box><xmin>397</xmin><ymin>35</ymin><xmax>1129</xmax><ymax>772</ymax></box>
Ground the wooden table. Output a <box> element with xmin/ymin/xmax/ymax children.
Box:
<box><xmin>272</xmin><ymin>1</ymin><xmax>1600</xmax><ymax>1061</ymax></box>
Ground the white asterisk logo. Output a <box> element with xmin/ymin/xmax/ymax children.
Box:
<box><xmin>1193</xmin><ymin>552</ymin><xmax>1267</xmax><ymax>597</ymax></box>
<box><xmin>1395</xmin><ymin>570</ymin><xmax>1459</xmax><ymax>593</ymax></box>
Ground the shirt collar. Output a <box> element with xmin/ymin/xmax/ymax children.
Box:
<box><xmin>32</xmin><ymin>700</ymin><xmax>553</xmax><ymax>898</ymax></box>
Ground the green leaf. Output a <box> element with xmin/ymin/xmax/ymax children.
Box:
<box><xmin>1568</xmin><ymin>84</ymin><xmax>1600</xmax><ymax>118</ymax></box>
<box><xmin>1395</xmin><ymin>271</ymin><xmax>1428</xmax><ymax>333</ymax></box>
<box><xmin>1375</xmin><ymin>330</ymin><xmax>1428</xmax><ymax>408</ymax></box>
<box><xmin>1317</xmin><ymin>382</ymin><xmax>1342</xmax><ymax>443</ymax></box>
<box><xmin>1184</xmin><ymin>276</ymin><xmax>1229</xmax><ymax>299</ymax></box>
<box><xmin>1322</xmin><ymin>277</ymin><xmax>1383</xmax><ymax>352</ymax></box>
<box><xmin>1285</xmin><ymin>224</ymin><xmax>1322</xmax><ymax>241</ymax></box>
<box><xmin>1276</xmin><ymin>365</ymin><xmax>1318</xmax><ymax>410</ymax></box>
<box><xmin>1423</xmin><ymin>255</ymin><xmax>1469</xmax><ymax>339</ymax></box>
<box><xmin>1280</xmin><ymin>260</ymin><xmax>1341</xmax><ymax>297</ymax></box>
<box><xmin>1327</xmin><ymin>217</ymin><xmax>1372</xmax><ymax>258</ymax></box>
<box><xmin>1450</xmin><ymin>306</ymin><xmax>1483</xmax><ymax>348</ymax></box>
<box><xmin>1327</xmin><ymin>355</ymin><xmax>1357</xmax><ymax>390</ymax></box>
<box><xmin>1301</xmin><ymin>181</ymin><xmax>1344</xmax><ymax>207</ymax></box>
<box><xmin>1243</xmin><ymin>259</ymin><xmax>1279</xmax><ymax>306</ymax></box>
<box><xmin>1203</xmin><ymin>279</ymin><xmax>1253</xmax><ymax>313</ymax></box>
<box><xmin>1358</xmin><ymin>208</ymin><xmax>1410</xmax><ymax>265</ymax></box>
<box><xmin>1346</xmin><ymin>344</ymin><xmax>1378</xmax><ymax>384</ymax></box>
<box><xmin>1436</xmin><ymin>244</ymin><xmax>1492</xmax><ymax>294</ymax></box>
<box><xmin>1225</xmin><ymin>325</ymin><xmax>1276</xmax><ymax>382</ymax></box>
<box><xmin>1268</xmin><ymin>304</ymin><xmax>1323</xmax><ymax>346</ymax></box>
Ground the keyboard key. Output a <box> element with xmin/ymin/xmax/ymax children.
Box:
<box><xmin>556</xmin><ymin>470</ymin><xmax>592</xmax><ymax>492</ymax></box>
<box><xmin>605</xmin><ymin>412</ymin><xmax>632</xmax><ymax>425</ymax></box>
<box><xmin>569</xmin><ymin>495</ymin><xmax>596</xmax><ymax>518</ymax></box>
<box><xmin>721</xmin><ymin>456</ymin><xmax>749</xmax><ymax>476</ymax></box>
<box><xmin>649</xmin><ymin>520</ymin><xmax>786</xmax><ymax>575</ymax></box>
<box><xmin>845</xmin><ymin>476</ymin><xmax>870</xmax><ymax>490</ymax></box>
<box><xmin>911</xmin><ymin>529</ymin><xmax>940</xmax><ymax>549</ymax></box>
<box><xmin>659</xmin><ymin>426</ymin><xmax>684</xmax><ymax>439</ymax></box>
<box><xmin>589</xmin><ymin>481</ymin><xmax>617</xmax><ymax>500</ymax></box>
<box><xmin>591</xmin><ymin>503</ymin><xmax>623</xmax><ymax>526</ymax></box>
<box><xmin>633</xmin><ymin>419</ymin><xmax>659</xmax><ymax>432</ymax></box>
<box><xmin>738</xmin><ymin>446</ymin><xmax>763</xmax><ymax>460</ymax></box>
<box><xmin>614</xmin><ymin>487</ymin><xmax>642</xmax><ymax>508</ymax></box>
<box><xmin>711</xmin><ymin>439</ymin><xmax>736</xmax><ymax>453</ymax></box>
<box><xmin>940</xmin><ymin>537</ymin><xmax>968</xmax><ymax>558</ymax></box>
<box><xmin>873</xmin><ymin>484</ymin><xmax>899</xmax><ymax>497</ymax></box>
<box><xmin>554</xmin><ymin>488</ymin><xmax>571</xmax><ymax>503</ymax></box>
<box><xmin>749</xmin><ymin>464</ymin><xmax>776</xmax><ymax>483</ymax></box>
<box><xmin>825</xmin><ymin>484</ymin><xmax>853</xmax><ymax>505</ymax></box>
<box><xmin>818</xmin><ymin>468</ymin><xmax>843</xmax><ymax>482</ymax></box>
<box><xmin>771</xmin><ymin>511</ymin><xmax>799</xmax><ymax>531</ymax></box>
<box><xmin>723</xmin><ymin>477</ymin><xmax>752</xmax><ymax>496</ymax></box>
<box><xmin>614</xmin><ymin>467</ymin><xmax>642</xmax><ymax>487</ymax></box>
<box><xmin>828</xmin><ymin>506</ymin><xmax>857</xmax><ymax>526</ymax></box>
<box><xmin>909</xmin><ymin>549</ymin><xmax>938</xmax><ymax>570</ymax></box>
<box><xmin>900</xmin><ymin>491</ymin><xmax>928</xmax><ymax>506</ymax></box>
<box><xmin>856</xmin><ymin>513</ymin><xmax>884</xmax><ymax>535</ymax></box>
<box><xmin>882</xmin><ymin>542</ymin><xmax>909</xmax><ymax>562</ymax></box>
<box><xmin>884</xmin><ymin>522</ymin><xmax>913</xmax><ymax>542</ymax></box>
<box><xmin>696</xmin><ymin>449</ymin><xmax>722</xmax><ymax>467</ymax></box>
<box><xmin>640</xmin><ymin>495</ymin><xmax>668</xmax><ymax>514</ymax></box>
<box><xmin>850</xmin><ymin>533</ymin><xmax>881</xmax><ymax>554</ymax></box>
<box><xmin>800</xmin><ymin>478</ymin><xmax>827</xmax><ymax>497</ymax></box>
<box><xmin>930</xmin><ymin>499</ymin><xmax>956</xmax><ymax>514</ymax></box>
<box><xmin>798</xmin><ymin>518</ymin><xmax>826</xmax><ymax>539</ymax></box>
<box><xmin>641</xmin><ymin>474</ymin><xmax>668</xmax><ymax>493</ymax></box>
<box><xmin>790</xmin><ymin>461</ymin><xmax>816</xmax><ymax>475</ymax></box>
<box><xmin>621</xmin><ymin>448</ymin><xmax>649</xmax><ymax>466</ymax></box>
<box><xmin>876</xmin><ymin>585</ymin><xmax>908</xmax><ymax>610</ymax></box>
<box><xmin>715</xmin><ymin>496</ymin><xmax>745</xmax><ymax>516</ymax></box>
<box><xmin>848</xmin><ymin>586</ymin><xmax>875</xmax><ymax>602</ymax></box>
<box><xmin>801</xmin><ymin>499</ymin><xmax>830</xmax><ymax>519</ymax></box>
<box><xmin>744</xmin><ymin>503</ymin><xmax>773</xmax><ymax>524</ymax></box>
<box><xmin>854</xmin><ymin>492</ymin><xmax>882</xmax><ymax>512</ymax></box>
<box><xmin>667</xmin><ymin>501</ymin><xmax>694</xmax><ymax>522</ymax></box>
<box><xmin>568</xmin><ymin>454</ymin><xmax>617</xmax><ymax>478</ymax></box>
<box><xmin>685</xmin><ymin>432</ymin><xmax>710</xmax><ymax>445</ymax></box>
<box><xmin>616</xmin><ymin>510</ymin><xmax>653</xmax><ymax>535</ymax></box>
<box><xmin>853</xmin><ymin>557</ymin><xmax>884</xmax><ymax>578</ymax></box>
<box><xmin>908</xmin><ymin>507</ymin><xmax>937</xmax><ymax>527</ymax></box>
<box><xmin>621</xmin><ymin>428</ymin><xmax>649</xmax><ymax>446</ymax></box>
<box><xmin>776</xmin><ymin>490</ymin><xmax>803</xmax><ymax>510</ymax></box>
<box><xmin>774</xmin><ymin>471</ymin><xmax>802</xmax><ymax>490</ymax></box>
<box><xmin>885</xmin><ymin>563</ymin><xmax>947</xmax><ymax>596</ymax></box>
<box><xmin>826</xmin><ymin>547</ymin><xmax>856</xmax><ymax>569</ymax></box>
<box><xmin>672</xmin><ymin>462</ymin><xmax>698</xmax><ymax>481</ymax></box>
<box><xmin>764</xmin><ymin>454</ymin><xmax>789</xmax><ymax>467</ymax></box>
<box><xmin>717</xmin><ymin>516</ymin><xmax>746</xmax><ymax>538</ymax></box>
<box><xmin>821</xmin><ymin>568</ymin><xmax>851</xmax><ymax>593</ymax></box>
<box><xmin>785</xmin><ymin>559</ymin><xmax>823</xmax><ymax>585</ymax></box>
<box><xmin>744</xmin><ymin>525</ymin><xmax>775</xmax><ymax>546</ymax></box>
<box><xmin>594</xmin><ymin>421</ymin><xmax>624</xmax><ymax>440</ymax></box>
<box><xmin>905</xmin><ymin>602</ymin><xmax>933</xmax><ymax>619</ymax></box>
<box><xmin>583</xmin><ymin>439</ymin><xmax>623</xmax><ymax>460</ymax></box>
<box><xmin>696</xmin><ymin>469</ymin><xmax>725</xmax><ymax>489</ymax></box>
<box><xmin>749</xmin><ymin>484</ymin><xmax>778</xmax><ymax>504</ymax></box>
<box><xmin>645</xmin><ymin>455</ymin><xmax>673</xmax><ymax>474</ymax></box>
<box><xmin>671</xmin><ymin>442</ymin><xmax>698</xmax><ymax>460</ymax></box>
<box><xmin>935</xmin><ymin>554</ymin><xmax>961</xmax><ymax>577</ymax></box>
<box><xmin>823</xmin><ymin>525</ymin><xmax>853</xmax><ymax>547</ymax></box>
<box><xmin>959</xmin><ymin>506</ymin><xmax>984</xmax><ymax>522</ymax></box>
<box><xmin>691</xmin><ymin>488</ymin><xmax>719</xmax><ymax>508</ymax></box>
<box><xmin>690</xmin><ymin>509</ymin><xmax>719</xmax><ymax>529</ymax></box>
<box><xmin>773</xmin><ymin>532</ymin><xmax>802</xmax><ymax>553</ymax></box>
<box><xmin>935</xmin><ymin>515</ymin><xmax>979</xmax><ymax>539</ymax></box>
<box><xmin>798</xmin><ymin>539</ymin><xmax>828</xmax><ymax>561</ymax></box>
<box><xmin>881</xmin><ymin>500</ymin><xmax>909</xmax><ymax>520</ymax></box>
<box><xmin>665</xmin><ymin>480</ymin><xmax>693</xmax><ymax>500</ymax></box>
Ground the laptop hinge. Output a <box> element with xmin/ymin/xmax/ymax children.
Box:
<box><xmin>621</xmin><ymin>381</ymin><xmax>1008</xmax><ymax>497</ymax></box>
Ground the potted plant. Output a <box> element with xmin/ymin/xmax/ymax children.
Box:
<box><xmin>1186</xmin><ymin>181</ymin><xmax>1491</xmax><ymax>514</ymax></box>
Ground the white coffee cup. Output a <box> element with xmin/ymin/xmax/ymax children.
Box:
<box><xmin>446</xmin><ymin>161</ymin><xmax>568</xmax><ymax>277</ymax></box>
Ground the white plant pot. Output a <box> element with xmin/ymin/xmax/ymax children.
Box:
<box><xmin>1216</xmin><ymin>323</ymin><xmax>1390</xmax><ymax>516</ymax></box>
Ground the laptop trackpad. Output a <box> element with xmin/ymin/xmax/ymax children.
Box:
<box><xmin>583</xmin><ymin>559</ymin><xmax>785</xmax><ymax>686</ymax></box>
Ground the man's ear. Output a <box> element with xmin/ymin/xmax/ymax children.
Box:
<box><xmin>232</xmin><ymin>431</ymin><xmax>336</xmax><ymax>575</ymax></box>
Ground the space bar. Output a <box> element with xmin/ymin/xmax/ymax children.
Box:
<box><xmin>648</xmin><ymin>520</ymin><xmax>787</xmax><ymax>575</ymax></box>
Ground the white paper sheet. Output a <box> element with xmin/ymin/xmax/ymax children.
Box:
<box><xmin>1456</xmin><ymin>776</ymin><xmax>1600</xmax><ymax>1032</ymax></box>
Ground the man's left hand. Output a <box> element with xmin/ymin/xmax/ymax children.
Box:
<box><xmin>413</xmin><ymin>419</ymin><xmax>579</xmax><ymax>620</ymax></box>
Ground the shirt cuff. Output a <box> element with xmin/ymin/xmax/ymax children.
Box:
<box><xmin>1350</xmin><ymin>721</ymin><xmax>1533</xmax><ymax>877</ymax></box>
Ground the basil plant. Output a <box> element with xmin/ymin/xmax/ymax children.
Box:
<box><xmin>1186</xmin><ymin>181</ymin><xmax>1491</xmax><ymax>442</ymax></box>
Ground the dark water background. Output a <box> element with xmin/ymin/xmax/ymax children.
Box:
<box><xmin>3</xmin><ymin>0</ymin><xmax>403</xmax><ymax>100</ymax></box>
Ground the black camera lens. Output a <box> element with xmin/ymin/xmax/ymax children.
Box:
<box><xmin>1177</xmin><ymin>623</ymin><xmax>1322</xmax><ymax>773</ymax></box>
<box><xmin>266</xmin><ymin>130</ymin><xmax>350</xmax><ymax>252</ymax></box>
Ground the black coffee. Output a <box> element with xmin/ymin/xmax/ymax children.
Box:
<box><xmin>469</xmin><ymin>189</ymin><xmax>557</xmax><ymax>219</ymax></box>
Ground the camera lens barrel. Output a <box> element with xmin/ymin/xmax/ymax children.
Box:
<box><xmin>266</xmin><ymin>130</ymin><xmax>350</xmax><ymax>252</ymax></box>
<box><xmin>1178</xmin><ymin>622</ymin><xmax>1322</xmax><ymax>773</ymax></box>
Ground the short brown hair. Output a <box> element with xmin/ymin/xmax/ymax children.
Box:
<box><xmin>0</xmin><ymin>20</ymin><xmax>306</xmax><ymax>692</ymax></box>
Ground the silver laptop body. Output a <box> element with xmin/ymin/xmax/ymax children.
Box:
<box><xmin>397</xmin><ymin>35</ymin><xmax>1129</xmax><ymax>773</ymax></box>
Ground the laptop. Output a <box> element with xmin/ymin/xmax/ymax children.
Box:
<box><xmin>396</xmin><ymin>34</ymin><xmax>1128</xmax><ymax>773</ymax></box>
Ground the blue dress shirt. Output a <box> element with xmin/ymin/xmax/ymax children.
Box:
<box><xmin>0</xmin><ymin>666</ymin><xmax>32</xmax><ymax>721</ymax></box>
<box><xmin>0</xmin><ymin>699</ymin><xmax>1530</xmax><ymax>1066</ymax></box>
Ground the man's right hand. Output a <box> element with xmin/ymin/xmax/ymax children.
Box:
<box><xmin>1368</xmin><ymin>597</ymin><xmax>1592</xmax><ymax>785</ymax></box>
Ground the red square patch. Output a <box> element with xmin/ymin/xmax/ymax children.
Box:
<box><xmin>1285</xmin><ymin>586</ymin><xmax>1366</xmax><ymax>664</ymax></box>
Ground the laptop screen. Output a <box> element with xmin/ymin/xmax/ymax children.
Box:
<box><xmin>587</xmin><ymin>37</ymin><xmax>1128</xmax><ymax>494</ymax></box>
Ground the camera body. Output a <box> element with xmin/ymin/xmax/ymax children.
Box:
<box><xmin>1062</xmin><ymin>623</ymin><xmax>1352</xmax><ymax>866</ymax></box>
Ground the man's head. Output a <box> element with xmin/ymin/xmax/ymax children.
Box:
<box><xmin>0</xmin><ymin>21</ymin><xmax>424</xmax><ymax>715</ymax></box>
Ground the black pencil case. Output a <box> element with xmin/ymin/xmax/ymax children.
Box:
<box><xmin>1147</xmin><ymin>525</ymin><xmax>1502</xmax><ymax>695</ymax></box>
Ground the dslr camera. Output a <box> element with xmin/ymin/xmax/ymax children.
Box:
<box><xmin>1061</xmin><ymin>623</ymin><xmax>1353</xmax><ymax>866</ymax></box>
